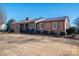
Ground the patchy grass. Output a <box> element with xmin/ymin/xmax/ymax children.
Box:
<box><xmin>0</xmin><ymin>33</ymin><xmax>79</xmax><ymax>56</ymax></box>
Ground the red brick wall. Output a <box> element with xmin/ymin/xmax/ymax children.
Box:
<box><xmin>43</xmin><ymin>22</ymin><xmax>52</xmax><ymax>31</ymax></box>
<box><xmin>58</xmin><ymin>20</ymin><xmax>65</xmax><ymax>32</ymax></box>
<box><xmin>12</xmin><ymin>23</ymin><xmax>20</xmax><ymax>32</ymax></box>
<box><xmin>36</xmin><ymin>20</ymin><xmax>65</xmax><ymax>32</ymax></box>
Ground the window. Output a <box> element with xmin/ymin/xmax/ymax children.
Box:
<box><xmin>40</xmin><ymin>23</ymin><xmax>44</xmax><ymax>29</ymax></box>
<box><xmin>28</xmin><ymin>23</ymin><xmax>33</xmax><ymax>29</ymax></box>
<box><xmin>52</xmin><ymin>22</ymin><xmax>58</xmax><ymax>30</ymax></box>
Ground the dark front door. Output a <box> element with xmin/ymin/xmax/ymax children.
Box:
<box><xmin>25</xmin><ymin>24</ymin><xmax>28</xmax><ymax>31</ymax></box>
<box><xmin>20</xmin><ymin>24</ymin><xmax>24</xmax><ymax>32</ymax></box>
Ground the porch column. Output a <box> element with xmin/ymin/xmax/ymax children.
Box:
<box><xmin>34</xmin><ymin>23</ymin><xmax>36</xmax><ymax>33</ymax></box>
<box><xmin>24</xmin><ymin>24</ymin><xmax>25</xmax><ymax>30</ymax></box>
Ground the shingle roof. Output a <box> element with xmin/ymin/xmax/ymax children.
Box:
<box><xmin>31</xmin><ymin>17</ymin><xmax>44</xmax><ymax>21</ymax></box>
<box><xmin>44</xmin><ymin>16</ymin><xmax>68</xmax><ymax>21</ymax></box>
<box><xmin>12</xmin><ymin>16</ymin><xmax>69</xmax><ymax>24</ymax></box>
<box><xmin>12</xmin><ymin>22</ymin><xmax>20</xmax><ymax>24</ymax></box>
<box><xmin>36</xmin><ymin>16</ymin><xmax>69</xmax><ymax>23</ymax></box>
<box><xmin>35</xmin><ymin>18</ymin><xmax>46</xmax><ymax>23</ymax></box>
<box><xmin>21</xmin><ymin>18</ymin><xmax>44</xmax><ymax>23</ymax></box>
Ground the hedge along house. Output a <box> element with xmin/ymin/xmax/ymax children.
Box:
<box><xmin>35</xmin><ymin>16</ymin><xmax>70</xmax><ymax>34</ymax></box>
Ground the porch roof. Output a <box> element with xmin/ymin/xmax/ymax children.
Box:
<box><xmin>12</xmin><ymin>22</ymin><xmax>20</xmax><ymax>25</ymax></box>
<box><xmin>19</xmin><ymin>18</ymin><xmax>44</xmax><ymax>24</ymax></box>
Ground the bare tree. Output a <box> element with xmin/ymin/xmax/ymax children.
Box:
<box><xmin>74</xmin><ymin>17</ymin><xmax>79</xmax><ymax>27</ymax></box>
<box><xmin>0</xmin><ymin>6</ymin><xmax>7</xmax><ymax>26</ymax></box>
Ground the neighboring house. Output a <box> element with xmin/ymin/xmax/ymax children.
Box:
<box><xmin>11</xmin><ymin>16</ymin><xmax>70</xmax><ymax>34</ymax></box>
<box><xmin>35</xmin><ymin>16</ymin><xmax>70</xmax><ymax>33</ymax></box>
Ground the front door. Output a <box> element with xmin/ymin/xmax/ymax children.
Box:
<box><xmin>20</xmin><ymin>24</ymin><xmax>24</xmax><ymax>32</ymax></box>
<box><xmin>25</xmin><ymin>24</ymin><xmax>28</xmax><ymax>31</ymax></box>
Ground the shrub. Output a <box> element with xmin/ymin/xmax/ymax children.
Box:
<box><xmin>36</xmin><ymin>30</ymin><xmax>41</xmax><ymax>34</ymax></box>
<box><xmin>77</xmin><ymin>30</ymin><xmax>79</xmax><ymax>34</ymax></box>
<box><xmin>60</xmin><ymin>32</ymin><xmax>66</xmax><ymax>36</ymax></box>
<box><xmin>50</xmin><ymin>31</ymin><xmax>60</xmax><ymax>36</ymax></box>
<box><xmin>43</xmin><ymin>31</ymin><xmax>48</xmax><ymax>34</ymax></box>
<box><xmin>8</xmin><ymin>29</ymin><xmax>14</xmax><ymax>33</ymax></box>
<box><xmin>28</xmin><ymin>29</ymin><xmax>34</xmax><ymax>33</ymax></box>
<box><xmin>50</xmin><ymin>31</ymin><xmax>56</xmax><ymax>35</ymax></box>
<box><xmin>66</xmin><ymin>27</ymin><xmax>76</xmax><ymax>35</ymax></box>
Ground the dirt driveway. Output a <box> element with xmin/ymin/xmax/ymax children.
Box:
<box><xmin>0</xmin><ymin>32</ymin><xmax>79</xmax><ymax>56</ymax></box>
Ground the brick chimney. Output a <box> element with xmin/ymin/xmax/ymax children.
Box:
<box><xmin>26</xmin><ymin>17</ymin><xmax>29</xmax><ymax>21</ymax></box>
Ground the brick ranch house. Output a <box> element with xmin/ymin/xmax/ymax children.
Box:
<box><xmin>11</xmin><ymin>16</ymin><xmax>70</xmax><ymax>34</ymax></box>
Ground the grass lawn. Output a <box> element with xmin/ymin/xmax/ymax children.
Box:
<box><xmin>0</xmin><ymin>32</ymin><xmax>79</xmax><ymax>56</ymax></box>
